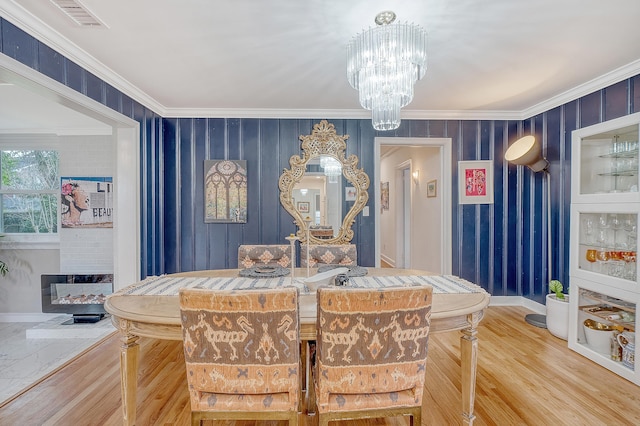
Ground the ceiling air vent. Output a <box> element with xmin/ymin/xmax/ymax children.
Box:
<box><xmin>50</xmin><ymin>0</ymin><xmax>106</xmax><ymax>27</ymax></box>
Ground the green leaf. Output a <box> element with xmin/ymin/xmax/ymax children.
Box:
<box><xmin>549</xmin><ymin>279</ymin><xmax>564</xmax><ymax>299</ymax></box>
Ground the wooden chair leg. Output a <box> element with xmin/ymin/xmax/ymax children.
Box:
<box><xmin>191</xmin><ymin>412</ymin><xmax>200</xmax><ymax>426</ymax></box>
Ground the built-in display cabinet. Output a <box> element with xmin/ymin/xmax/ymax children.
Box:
<box><xmin>569</xmin><ymin>112</ymin><xmax>640</xmax><ymax>385</ymax></box>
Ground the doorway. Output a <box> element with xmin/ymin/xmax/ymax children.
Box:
<box><xmin>395</xmin><ymin>161</ymin><xmax>412</xmax><ymax>268</ymax></box>
<box><xmin>374</xmin><ymin>137</ymin><xmax>452</xmax><ymax>274</ymax></box>
<box><xmin>0</xmin><ymin>54</ymin><xmax>140</xmax><ymax>293</ymax></box>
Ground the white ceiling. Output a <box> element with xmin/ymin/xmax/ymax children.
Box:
<box><xmin>2</xmin><ymin>0</ymin><xmax>640</xmax><ymax>126</ymax></box>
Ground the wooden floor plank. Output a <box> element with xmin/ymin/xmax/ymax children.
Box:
<box><xmin>1</xmin><ymin>306</ymin><xmax>638</xmax><ymax>425</ymax></box>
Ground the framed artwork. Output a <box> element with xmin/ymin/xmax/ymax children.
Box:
<box><xmin>427</xmin><ymin>179</ymin><xmax>437</xmax><ymax>198</ymax></box>
<box><xmin>458</xmin><ymin>160</ymin><xmax>494</xmax><ymax>204</ymax></box>
<box><xmin>204</xmin><ymin>160</ymin><xmax>247</xmax><ymax>223</ymax></box>
<box><xmin>297</xmin><ymin>201</ymin><xmax>310</xmax><ymax>213</ymax></box>
<box><xmin>345</xmin><ymin>186</ymin><xmax>356</xmax><ymax>201</ymax></box>
<box><xmin>61</xmin><ymin>177</ymin><xmax>113</xmax><ymax>228</ymax></box>
<box><xmin>381</xmin><ymin>181</ymin><xmax>389</xmax><ymax>210</ymax></box>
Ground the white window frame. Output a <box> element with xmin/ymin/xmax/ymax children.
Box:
<box><xmin>0</xmin><ymin>135</ymin><xmax>60</xmax><ymax>248</ymax></box>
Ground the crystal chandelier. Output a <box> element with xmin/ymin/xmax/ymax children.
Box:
<box><xmin>346</xmin><ymin>11</ymin><xmax>428</xmax><ymax>131</ymax></box>
<box><xmin>321</xmin><ymin>156</ymin><xmax>342</xmax><ymax>183</ymax></box>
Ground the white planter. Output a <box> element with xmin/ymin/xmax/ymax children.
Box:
<box><xmin>546</xmin><ymin>293</ymin><xmax>569</xmax><ymax>340</ymax></box>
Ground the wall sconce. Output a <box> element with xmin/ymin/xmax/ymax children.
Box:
<box><xmin>504</xmin><ymin>135</ymin><xmax>552</xmax><ymax>330</ymax></box>
<box><xmin>299</xmin><ymin>188</ymin><xmax>308</xmax><ymax>196</ymax></box>
<box><xmin>412</xmin><ymin>169</ymin><xmax>420</xmax><ymax>184</ymax></box>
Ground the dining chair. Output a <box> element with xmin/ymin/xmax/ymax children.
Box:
<box><xmin>179</xmin><ymin>287</ymin><xmax>301</xmax><ymax>425</ymax></box>
<box><xmin>313</xmin><ymin>285</ymin><xmax>433</xmax><ymax>426</ymax></box>
<box><xmin>300</xmin><ymin>243</ymin><xmax>357</xmax><ymax>267</ymax></box>
<box><xmin>238</xmin><ymin>244</ymin><xmax>292</xmax><ymax>268</ymax></box>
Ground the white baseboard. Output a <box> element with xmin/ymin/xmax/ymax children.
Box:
<box><xmin>0</xmin><ymin>313</ymin><xmax>63</xmax><ymax>322</ymax></box>
<box><xmin>380</xmin><ymin>254</ymin><xmax>395</xmax><ymax>267</ymax></box>
<box><xmin>489</xmin><ymin>296</ymin><xmax>545</xmax><ymax>314</ymax></box>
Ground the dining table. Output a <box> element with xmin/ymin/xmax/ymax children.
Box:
<box><xmin>105</xmin><ymin>268</ymin><xmax>490</xmax><ymax>426</ymax></box>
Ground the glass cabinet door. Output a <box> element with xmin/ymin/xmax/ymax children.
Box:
<box><xmin>577</xmin><ymin>211</ymin><xmax>637</xmax><ymax>285</ymax></box>
<box><xmin>578</xmin><ymin>124</ymin><xmax>639</xmax><ymax>196</ymax></box>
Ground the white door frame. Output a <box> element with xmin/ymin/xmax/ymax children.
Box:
<box><xmin>395</xmin><ymin>160</ymin><xmax>412</xmax><ymax>268</ymax></box>
<box><xmin>0</xmin><ymin>54</ymin><xmax>141</xmax><ymax>290</ymax></box>
<box><xmin>374</xmin><ymin>137</ymin><xmax>452</xmax><ymax>273</ymax></box>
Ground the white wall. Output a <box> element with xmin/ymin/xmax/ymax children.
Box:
<box><xmin>380</xmin><ymin>146</ymin><xmax>442</xmax><ymax>272</ymax></box>
<box><xmin>59</xmin><ymin>135</ymin><xmax>115</xmax><ymax>273</ymax></box>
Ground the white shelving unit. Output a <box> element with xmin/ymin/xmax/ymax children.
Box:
<box><xmin>569</xmin><ymin>112</ymin><xmax>640</xmax><ymax>386</ymax></box>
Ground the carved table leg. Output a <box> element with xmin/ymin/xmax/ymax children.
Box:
<box><xmin>113</xmin><ymin>317</ymin><xmax>140</xmax><ymax>426</ymax></box>
<box><xmin>460</xmin><ymin>312</ymin><xmax>480</xmax><ymax>426</ymax></box>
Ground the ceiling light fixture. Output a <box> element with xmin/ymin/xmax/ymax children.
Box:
<box><xmin>347</xmin><ymin>11</ymin><xmax>428</xmax><ymax>131</ymax></box>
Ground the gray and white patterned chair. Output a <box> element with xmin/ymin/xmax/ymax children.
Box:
<box><xmin>237</xmin><ymin>244</ymin><xmax>292</xmax><ymax>268</ymax></box>
<box><xmin>300</xmin><ymin>244</ymin><xmax>357</xmax><ymax>268</ymax></box>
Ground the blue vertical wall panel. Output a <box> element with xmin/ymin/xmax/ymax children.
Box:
<box><xmin>256</xmin><ymin>120</ymin><xmax>285</xmax><ymax>243</ymax></box>
<box><xmin>105</xmin><ymin>82</ymin><xmax>121</xmax><ymax>112</ymax></box>
<box><xmin>178</xmin><ymin>119</ymin><xmax>196</xmax><ymax>271</ymax></box>
<box><xmin>1</xmin><ymin>19</ymin><xmax>37</xmax><ymax>68</ymax></box>
<box><xmin>37</xmin><ymin>43</ymin><xmax>64</xmax><ymax>83</ymax></box>
<box><xmin>581</xmin><ymin>91</ymin><xmax>603</xmax><ymax>127</ymax></box>
<box><xmin>240</xmin><ymin>119</ymin><xmax>261</xmax><ymax>243</ymax></box>
<box><xmin>162</xmin><ymin>119</ymin><xmax>179</xmax><ymax>272</ymax></box>
<box><xmin>85</xmin><ymin>71</ymin><xmax>103</xmax><ymax>104</ymax></box>
<box><xmin>632</xmin><ymin>76</ymin><xmax>640</xmax><ymax>113</ymax></box>
<box><xmin>3</xmin><ymin>18</ymin><xmax>640</xmax><ymax>302</ymax></box>
<box><xmin>191</xmin><ymin>119</ymin><xmax>208</xmax><ymax>271</ymax></box>
<box><xmin>604</xmin><ymin>80</ymin><xmax>630</xmax><ymax>121</ymax></box>
<box><xmin>64</xmin><ymin>59</ymin><xmax>83</xmax><ymax>94</ymax></box>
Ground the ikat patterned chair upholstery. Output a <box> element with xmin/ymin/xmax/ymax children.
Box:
<box><xmin>300</xmin><ymin>244</ymin><xmax>357</xmax><ymax>268</ymax></box>
<box><xmin>179</xmin><ymin>287</ymin><xmax>300</xmax><ymax>425</ymax></box>
<box><xmin>238</xmin><ymin>244</ymin><xmax>292</xmax><ymax>268</ymax></box>
<box><xmin>313</xmin><ymin>285</ymin><xmax>433</xmax><ymax>426</ymax></box>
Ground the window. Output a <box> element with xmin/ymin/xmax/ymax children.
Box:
<box><xmin>0</xmin><ymin>150</ymin><xmax>59</xmax><ymax>233</ymax></box>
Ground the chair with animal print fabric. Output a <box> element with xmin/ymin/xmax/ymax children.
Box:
<box><xmin>179</xmin><ymin>287</ymin><xmax>300</xmax><ymax>425</ymax></box>
<box><xmin>237</xmin><ymin>244</ymin><xmax>292</xmax><ymax>268</ymax></box>
<box><xmin>300</xmin><ymin>244</ymin><xmax>357</xmax><ymax>268</ymax></box>
<box><xmin>313</xmin><ymin>285</ymin><xmax>433</xmax><ymax>426</ymax></box>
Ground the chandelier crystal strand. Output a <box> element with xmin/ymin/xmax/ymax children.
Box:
<box><xmin>347</xmin><ymin>12</ymin><xmax>427</xmax><ymax>131</ymax></box>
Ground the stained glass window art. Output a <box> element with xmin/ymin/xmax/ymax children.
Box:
<box><xmin>204</xmin><ymin>160</ymin><xmax>247</xmax><ymax>223</ymax></box>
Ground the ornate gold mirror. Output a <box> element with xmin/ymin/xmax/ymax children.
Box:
<box><xmin>279</xmin><ymin>120</ymin><xmax>370</xmax><ymax>244</ymax></box>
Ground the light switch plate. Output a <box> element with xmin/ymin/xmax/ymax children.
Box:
<box><xmin>363</xmin><ymin>206</ymin><xmax>369</xmax><ymax>216</ymax></box>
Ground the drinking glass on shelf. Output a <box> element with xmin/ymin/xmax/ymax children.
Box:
<box><xmin>595</xmin><ymin>249</ymin><xmax>610</xmax><ymax>275</ymax></box>
<box><xmin>623</xmin><ymin>251</ymin><xmax>637</xmax><ymax>281</ymax></box>
<box><xmin>598</xmin><ymin>214</ymin><xmax>608</xmax><ymax>229</ymax></box>
<box><xmin>610</xmin><ymin>214</ymin><xmax>621</xmax><ymax>230</ymax></box>
<box><xmin>585</xmin><ymin>249</ymin><xmax>597</xmax><ymax>263</ymax></box>
<box><xmin>595</xmin><ymin>229</ymin><xmax>608</xmax><ymax>247</ymax></box>
<box><xmin>583</xmin><ymin>218</ymin><xmax>594</xmax><ymax>244</ymax></box>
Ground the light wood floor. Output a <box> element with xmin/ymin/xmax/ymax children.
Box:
<box><xmin>1</xmin><ymin>306</ymin><xmax>638</xmax><ymax>425</ymax></box>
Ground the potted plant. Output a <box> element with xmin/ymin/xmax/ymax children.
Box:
<box><xmin>546</xmin><ymin>279</ymin><xmax>569</xmax><ymax>340</ymax></box>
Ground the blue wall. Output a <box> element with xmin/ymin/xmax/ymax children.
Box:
<box><xmin>2</xmin><ymin>17</ymin><xmax>639</xmax><ymax>303</ymax></box>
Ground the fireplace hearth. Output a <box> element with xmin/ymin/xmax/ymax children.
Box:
<box><xmin>41</xmin><ymin>274</ymin><xmax>113</xmax><ymax>323</ymax></box>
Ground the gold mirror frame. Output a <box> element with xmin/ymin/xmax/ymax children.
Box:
<box><xmin>279</xmin><ymin>120</ymin><xmax>370</xmax><ymax>244</ymax></box>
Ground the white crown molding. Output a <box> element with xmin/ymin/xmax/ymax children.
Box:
<box><xmin>3</xmin><ymin>2</ymin><xmax>640</xmax><ymax>123</ymax></box>
<box><xmin>161</xmin><ymin>108</ymin><xmax>372</xmax><ymax>119</ymax></box>
<box><xmin>0</xmin><ymin>1</ymin><xmax>165</xmax><ymax>116</ymax></box>
<box><xmin>521</xmin><ymin>58</ymin><xmax>640</xmax><ymax>120</ymax></box>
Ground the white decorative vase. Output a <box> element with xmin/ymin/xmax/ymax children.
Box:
<box><xmin>546</xmin><ymin>293</ymin><xmax>569</xmax><ymax>340</ymax></box>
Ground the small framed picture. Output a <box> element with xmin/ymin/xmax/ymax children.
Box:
<box><xmin>345</xmin><ymin>186</ymin><xmax>356</xmax><ymax>201</ymax></box>
<box><xmin>297</xmin><ymin>201</ymin><xmax>310</xmax><ymax>213</ymax></box>
<box><xmin>427</xmin><ymin>179</ymin><xmax>437</xmax><ymax>198</ymax></box>
<box><xmin>458</xmin><ymin>160</ymin><xmax>494</xmax><ymax>204</ymax></box>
